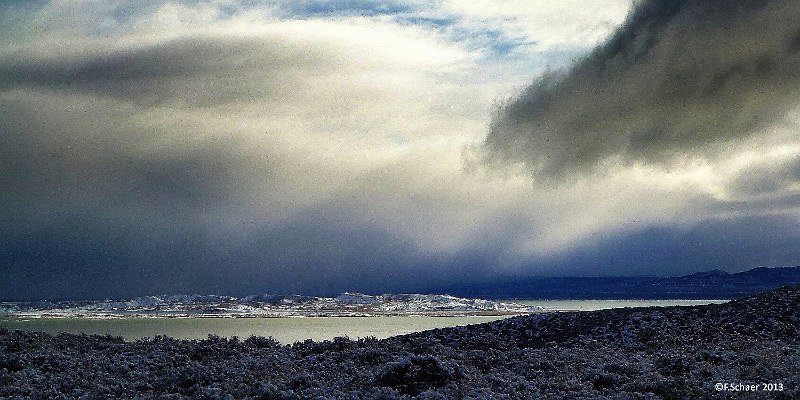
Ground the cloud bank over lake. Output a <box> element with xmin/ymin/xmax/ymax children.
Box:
<box><xmin>1</xmin><ymin>0</ymin><xmax>798</xmax><ymax>299</ymax></box>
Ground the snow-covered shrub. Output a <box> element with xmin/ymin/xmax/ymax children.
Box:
<box><xmin>375</xmin><ymin>355</ymin><xmax>462</xmax><ymax>396</ymax></box>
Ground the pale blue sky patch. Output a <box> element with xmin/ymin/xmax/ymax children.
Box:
<box><xmin>277</xmin><ymin>0</ymin><xmax>415</xmax><ymax>18</ymax></box>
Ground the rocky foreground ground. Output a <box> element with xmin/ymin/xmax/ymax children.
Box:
<box><xmin>1</xmin><ymin>286</ymin><xmax>799</xmax><ymax>399</ymax></box>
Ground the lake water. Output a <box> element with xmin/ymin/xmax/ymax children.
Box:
<box><xmin>0</xmin><ymin>299</ymin><xmax>728</xmax><ymax>343</ymax></box>
<box><xmin>0</xmin><ymin>316</ymin><xmax>505</xmax><ymax>344</ymax></box>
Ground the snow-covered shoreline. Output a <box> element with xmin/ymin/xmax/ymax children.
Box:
<box><xmin>0</xmin><ymin>293</ymin><xmax>543</xmax><ymax>319</ymax></box>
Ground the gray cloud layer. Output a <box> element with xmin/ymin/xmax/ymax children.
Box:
<box><xmin>0</xmin><ymin>9</ymin><xmax>493</xmax><ymax>299</ymax></box>
<box><xmin>1</xmin><ymin>1</ymin><xmax>798</xmax><ymax>300</ymax></box>
<box><xmin>485</xmin><ymin>0</ymin><xmax>800</xmax><ymax>178</ymax></box>
<box><xmin>1</xmin><ymin>36</ymin><xmax>337</xmax><ymax>107</ymax></box>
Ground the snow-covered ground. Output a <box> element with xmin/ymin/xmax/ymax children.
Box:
<box><xmin>1</xmin><ymin>285</ymin><xmax>797</xmax><ymax>399</ymax></box>
<box><xmin>0</xmin><ymin>293</ymin><xmax>541</xmax><ymax>318</ymax></box>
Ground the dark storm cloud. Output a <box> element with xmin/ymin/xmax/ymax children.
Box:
<box><xmin>485</xmin><ymin>0</ymin><xmax>800</xmax><ymax>178</ymax></box>
<box><xmin>0</xmin><ymin>93</ymin><xmax>269</xmax><ymax>218</ymax></box>
<box><xmin>0</xmin><ymin>87</ymin><xmax>436</xmax><ymax>301</ymax></box>
<box><xmin>0</xmin><ymin>22</ymin><xmax>486</xmax><ymax>300</ymax></box>
<box><xmin>0</xmin><ymin>88</ymin><xmax>440</xmax><ymax>301</ymax></box>
<box><xmin>0</xmin><ymin>36</ymin><xmax>336</xmax><ymax>106</ymax></box>
<box><xmin>0</xmin><ymin>207</ymin><xmax>478</xmax><ymax>300</ymax></box>
<box><xmin>0</xmin><ymin>30</ymin><xmax>346</xmax><ymax>218</ymax></box>
<box><xmin>542</xmin><ymin>213</ymin><xmax>800</xmax><ymax>277</ymax></box>
<box><xmin>727</xmin><ymin>154</ymin><xmax>800</xmax><ymax>198</ymax></box>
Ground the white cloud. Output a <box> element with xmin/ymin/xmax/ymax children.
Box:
<box><xmin>2</xmin><ymin>0</ymin><xmax>797</xmax><ymax>279</ymax></box>
<box><xmin>442</xmin><ymin>0</ymin><xmax>632</xmax><ymax>50</ymax></box>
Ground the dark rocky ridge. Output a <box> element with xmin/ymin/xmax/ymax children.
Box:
<box><xmin>1</xmin><ymin>285</ymin><xmax>799</xmax><ymax>399</ymax></box>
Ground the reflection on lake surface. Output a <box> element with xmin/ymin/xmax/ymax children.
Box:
<box><xmin>0</xmin><ymin>316</ymin><xmax>505</xmax><ymax>344</ymax></box>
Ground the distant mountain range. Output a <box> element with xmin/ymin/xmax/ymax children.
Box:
<box><xmin>440</xmin><ymin>266</ymin><xmax>800</xmax><ymax>300</ymax></box>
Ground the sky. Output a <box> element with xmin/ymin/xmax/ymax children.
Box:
<box><xmin>1</xmin><ymin>0</ymin><xmax>799</xmax><ymax>300</ymax></box>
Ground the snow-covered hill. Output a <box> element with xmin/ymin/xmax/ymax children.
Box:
<box><xmin>0</xmin><ymin>293</ymin><xmax>540</xmax><ymax>318</ymax></box>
